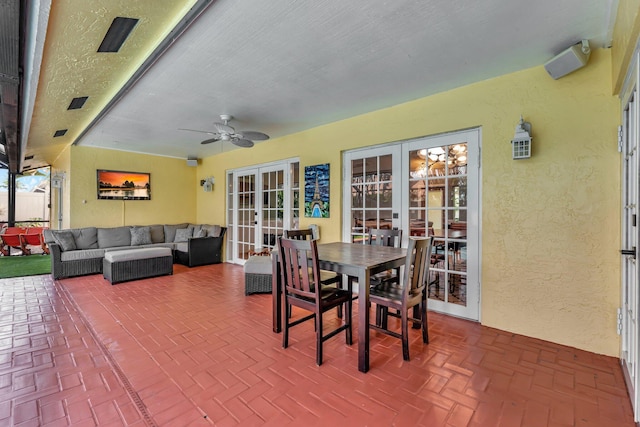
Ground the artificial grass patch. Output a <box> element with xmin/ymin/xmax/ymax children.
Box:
<box><xmin>0</xmin><ymin>254</ymin><xmax>51</xmax><ymax>279</ymax></box>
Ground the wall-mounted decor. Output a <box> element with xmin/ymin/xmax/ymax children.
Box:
<box><xmin>304</xmin><ymin>163</ymin><xmax>329</xmax><ymax>218</ymax></box>
<box><xmin>97</xmin><ymin>170</ymin><xmax>151</xmax><ymax>200</ymax></box>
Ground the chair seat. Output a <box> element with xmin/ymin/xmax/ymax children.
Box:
<box><xmin>370</xmin><ymin>284</ymin><xmax>422</xmax><ymax>304</ymax></box>
<box><xmin>290</xmin><ymin>286</ymin><xmax>352</xmax><ymax>307</ymax></box>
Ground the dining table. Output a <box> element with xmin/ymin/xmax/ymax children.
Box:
<box><xmin>271</xmin><ymin>241</ymin><xmax>407</xmax><ymax>373</ymax></box>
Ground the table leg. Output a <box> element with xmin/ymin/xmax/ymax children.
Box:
<box><xmin>358</xmin><ymin>269</ymin><xmax>370</xmax><ymax>373</ymax></box>
<box><xmin>272</xmin><ymin>255</ymin><xmax>282</xmax><ymax>333</ymax></box>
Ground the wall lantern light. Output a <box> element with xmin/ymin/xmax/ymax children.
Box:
<box><xmin>511</xmin><ymin>116</ymin><xmax>532</xmax><ymax>160</ymax></box>
<box><xmin>200</xmin><ymin>177</ymin><xmax>215</xmax><ymax>192</ymax></box>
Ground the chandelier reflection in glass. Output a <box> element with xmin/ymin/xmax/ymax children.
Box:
<box><xmin>410</xmin><ymin>144</ymin><xmax>467</xmax><ymax>179</ymax></box>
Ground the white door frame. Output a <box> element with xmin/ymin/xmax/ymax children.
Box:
<box><xmin>342</xmin><ymin>128</ymin><xmax>481</xmax><ymax>321</ymax></box>
<box><xmin>227</xmin><ymin>158</ymin><xmax>298</xmax><ymax>264</ymax></box>
<box><xmin>620</xmin><ymin>45</ymin><xmax>640</xmax><ymax>423</ymax></box>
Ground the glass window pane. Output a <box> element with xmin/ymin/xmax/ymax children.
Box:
<box><xmin>379</xmin><ymin>183</ymin><xmax>392</xmax><ymax>208</ymax></box>
<box><xmin>352</xmin><ymin>159</ymin><xmax>363</xmax><ymax>184</ymax></box>
<box><xmin>352</xmin><ymin>185</ymin><xmax>363</xmax><ymax>208</ymax></box>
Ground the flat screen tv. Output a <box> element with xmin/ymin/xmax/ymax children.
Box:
<box><xmin>97</xmin><ymin>169</ymin><xmax>151</xmax><ymax>200</ymax></box>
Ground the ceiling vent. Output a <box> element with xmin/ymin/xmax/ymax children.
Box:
<box><xmin>53</xmin><ymin>129</ymin><xmax>68</xmax><ymax>137</ymax></box>
<box><xmin>68</xmin><ymin>97</ymin><xmax>88</xmax><ymax>110</ymax></box>
<box><xmin>97</xmin><ymin>17</ymin><xmax>139</xmax><ymax>53</ymax></box>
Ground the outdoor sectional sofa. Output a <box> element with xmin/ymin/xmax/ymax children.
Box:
<box><xmin>43</xmin><ymin>223</ymin><xmax>226</xmax><ymax>279</ymax></box>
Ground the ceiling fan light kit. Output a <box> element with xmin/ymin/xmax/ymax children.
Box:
<box><xmin>179</xmin><ymin>114</ymin><xmax>269</xmax><ymax>148</ymax></box>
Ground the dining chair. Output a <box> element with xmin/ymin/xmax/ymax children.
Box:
<box><xmin>278</xmin><ymin>236</ymin><xmax>353</xmax><ymax>365</ymax></box>
<box><xmin>283</xmin><ymin>229</ymin><xmax>342</xmax><ymax>287</ymax></box>
<box><xmin>283</xmin><ymin>228</ymin><xmax>345</xmax><ymax>317</ymax></box>
<box><xmin>367</xmin><ymin>228</ymin><xmax>403</xmax><ymax>287</ymax></box>
<box><xmin>369</xmin><ymin>236</ymin><xmax>432</xmax><ymax>361</ymax></box>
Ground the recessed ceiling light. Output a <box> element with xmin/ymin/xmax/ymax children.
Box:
<box><xmin>68</xmin><ymin>97</ymin><xmax>88</xmax><ymax>110</ymax></box>
<box><xmin>53</xmin><ymin>129</ymin><xmax>68</xmax><ymax>137</ymax></box>
<box><xmin>97</xmin><ymin>17</ymin><xmax>139</xmax><ymax>53</ymax></box>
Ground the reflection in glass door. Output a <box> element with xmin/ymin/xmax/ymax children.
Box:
<box><xmin>346</xmin><ymin>147</ymin><xmax>401</xmax><ymax>243</ymax></box>
<box><xmin>235</xmin><ymin>170</ymin><xmax>257</xmax><ymax>261</ymax></box>
<box><xmin>227</xmin><ymin>160</ymin><xmax>299</xmax><ymax>264</ymax></box>
<box><xmin>343</xmin><ymin>129</ymin><xmax>479</xmax><ymax>320</ymax></box>
<box><xmin>407</xmin><ymin>140</ymin><xmax>471</xmax><ymax>315</ymax></box>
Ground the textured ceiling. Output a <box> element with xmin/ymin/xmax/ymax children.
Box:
<box><xmin>16</xmin><ymin>0</ymin><xmax>619</xmax><ymax>170</ymax></box>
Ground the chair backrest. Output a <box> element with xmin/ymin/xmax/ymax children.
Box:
<box><xmin>4</xmin><ymin>227</ymin><xmax>26</xmax><ymax>235</ymax></box>
<box><xmin>400</xmin><ymin>237</ymin><xmax>433</xmax><ymax>301</ymax></box>
<box><xmin>278</xmin><ymin>236</ymin><xmax>322</xmax><ymax>301</ymax></box>
<box><xmin>283</xmin><ymin>229</ymin><xmax>314</xmax><ymax>241</ymax></box>
<box><xmin>26</xmin><ymin>227</ymin><xmax>45</xmax><ymax>235</ymax></box>
<box><xmin>368</xmin><ymin>228</ymin><xmax>402</xmax><ymax>248</ymax></box>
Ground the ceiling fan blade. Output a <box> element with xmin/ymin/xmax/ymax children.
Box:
<box><xmin>200</xmin><ymin>137</ymin><xmax>221</xmax><ymax>145</ymax></box>
<box><xmin>232</xmin><ymin>139</ymin><xmax>254</xmax><ymax>148</ymax></box>
<box><xmin>178</xmin><ymin>128</ymin><xmax>216</xmax><ymax>135</ymax></box>
<box><xmin>213</xmin><ymin>122</ymin><xmax>235</xmax><ymax>134</ymax></box>
<box><xmin>239</xmin><ymin>131</ymin><xmax>269</xmax><ymax>141</ymax></box>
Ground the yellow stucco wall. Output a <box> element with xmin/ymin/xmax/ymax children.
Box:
<box><xmin>197</xmin><ymin>49</ymin><xmax>620</xmax><ymax>356</ymax></box>
<box><xmin>59</xmin><ymin>146</ymin><xmax>197</xmax><ymax>228</ymax></box>
<box><xmin>612</xmin><ymin>0</ymin><xmax>640</xmax><ymax>94</ymax></box>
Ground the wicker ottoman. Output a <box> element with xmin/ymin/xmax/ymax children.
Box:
<box><xmin>244</xmin><ymin>255</ymin><xmax>272</xmax><ymax>295</ymax></box>
<box><xmin>103</xmin><ymin>247</ymin><xmax>173</xmax><ymax>285</ymax></box>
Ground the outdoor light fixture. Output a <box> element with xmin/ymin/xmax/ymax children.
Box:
<box><xmin>200</xmin><ymin>177</ymin><xmax>215</xmax><ymax>192</ymax></box>
<box><xmin>511</xmin><ymin>116</ymin><xmax>532</xmax><ymax>160</ymax></box>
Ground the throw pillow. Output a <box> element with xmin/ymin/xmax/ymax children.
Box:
<box><xmin>174</xmin><ymin>228</ymin><xmax>193</xmax><ymax>242</ymax></box>
<box><xmin>130</xmin><ymin>226</ymin><xmax>152</xmax><ymax>246</ymax></box>
<box><xmin>53</xmin><ymin>231</ymin><xmax>77</xmax><ymax>251</ymax></box>
<box><xmin>193</xmin><ymin>228</ymin><xmax>207</xmax><ymax>238</ymax></box>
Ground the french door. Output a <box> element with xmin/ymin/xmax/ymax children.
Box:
<box><xmin>343</xmin><ymin>128</ymin><xmax>480</xmax><ymax>320</ymax></box>
<box><xmin>620</xmin><ymin>51</ymin><xmax>640</xmax><ymax>422</ymax></box>
<box><xmin>227</xmin><ymin>161</ymin><xmax>299</xmax><ymax>264</ymax></box>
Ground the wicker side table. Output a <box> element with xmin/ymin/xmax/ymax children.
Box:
<box><xmin>244</xmin><ymin>255</ymin><xmax>272</xmax><ymax>295</ymax></box>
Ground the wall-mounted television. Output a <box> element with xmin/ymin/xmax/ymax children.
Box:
<box><xmin>97</xmin><ymin>169</ymin><xmax>151</xmax><ymax>200</ymax></box>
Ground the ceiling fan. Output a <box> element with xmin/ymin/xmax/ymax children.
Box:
<box><xmin>179</xmin><ymin>114</ymin><xmax>269</xmax><ymax>148</ymax></box>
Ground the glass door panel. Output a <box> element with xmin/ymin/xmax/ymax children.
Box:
<box><xmin>235</xmin><ymin>171</ymin><xmax>256</xmax><ymax>261</ymax></box>
<box><xmin>228</xmin><ymin>160</ymin><xmax>299</xmax><ymax>264</ymax></box>
<box><xmin>261</xmin><ymin>169</ymin><xmax>285</xmax><ymax>252</ymax></box>
<box><xmin>621</xmin><ymin>54</ymin><xmax>640</xmax><ymax>422</ymax></box>
<box><xmin>346</xmin><ymin>149</ymin><xmax>400</xmax><ymax>244</ymax></box>
<box><xmin>409</xmin><ymin>140</ymin><xmax>470</xmax><ymax>311</ymax></box>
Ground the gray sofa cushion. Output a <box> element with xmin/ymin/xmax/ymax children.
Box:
<box><xmin>174</xmin><ymin>228</ymin><xmax>192</xmax><ymax>242</ymax></box>
<box><xmin>149</xmin><ymin>224</ymin><xmax>165</xmax><ymax>243</ymax></box>
<box><xmin>97</xmin><ymin>226</ymin><xmax>132</xmax><ymax>248</ymax></box>
<box><xmin>164</xmin><ymin>223</ymin><xmax>189</xmax><ymax>243</ymax></box>
<box><xmin>60</xmin><ymin>248</ymin><xmax>105</xmax><ymax>261</ymax></box>
<box><xmin>130</xmin><ymin>226</ymin><xmax>152</xmax><ymax>246</ymax></box>
<box><xmin>193</xmin><ymin>228</ymin><xmax>207</xmax><ymax>238</ymax></box>
<box><xmin>53</xmin><ymin>231</ymin><xmax>77</xmax><ymax>251</ymax></box>
<box><xmin>174</xmin><ymin>242</ymin><xmax>188</xmax><ymax>252</ymax></box>
<box><xmin>71</xmin><ymin>227</ymin><xmax>98</xmax><ymax>249</ymax></box>
<box><xmin>202</xmin><ymin>224</ymin><xmax>222</xmax><ymax>237</ymax></box>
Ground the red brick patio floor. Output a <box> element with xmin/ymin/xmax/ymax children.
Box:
<box><xmin>0</xmin><ymin>263</ymin><xmax>634</xmax><ymax>426</ymax></box>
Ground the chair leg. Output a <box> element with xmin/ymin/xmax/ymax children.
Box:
<box><xmin>282</xmin><ymin>295</ymin><xmax>289</xmax><ymax>349</ymax></box>
<box><xmin>345</xmin><ymin>299</ymin><xmax>352</xmax><ymax>345</ymax></box>
<box><xmin>380</xmin><ymin>306</ymin><xmax>389</xmax><ymax>329</ymax></box>
<box><xmin>316</xmin><ymin>311</ymin><xmax>323</xmax><ymax>366</ymax></box>
<box><xmin>401</xmin><ymin>309</ymin><xmax>410</xmax><ymax>361</ymax></box>
<box><xmin>421</xmin><ymin>298</ymin><xmax>429</xmax><ymax>344</ymax></box>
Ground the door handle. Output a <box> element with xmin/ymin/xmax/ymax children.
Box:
<box><xmin>621</xmin><ymin>248</ymin><xmax>636</xmax><ymax>258</ymax></box>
